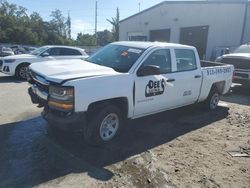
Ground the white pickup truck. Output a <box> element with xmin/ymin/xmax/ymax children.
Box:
<box><xmin>216</xmin><ymin>44</ymin><xmax>250</xmax><ymax>86</ymax></box>
<box><xmin>27</xmin><ymin>42</ymin><xmax>234</xmax><ymax>145</ymax></box>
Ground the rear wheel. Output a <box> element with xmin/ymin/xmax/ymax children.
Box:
<box><xmin>84</xmin><ymin>104</ymin><xmax>123</xmax><ymax>146</ymax></box>
<box><xmin>204</xmin><ymin>87</ymin><xmax>220</xmax><ymax>110</ymax></box>
<box><xmin>16</xmin><ymin>63</ymin><xmax>29</xmax><ymax>80</ymax></box>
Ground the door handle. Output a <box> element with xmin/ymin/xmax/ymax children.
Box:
<box><xmin>167</xmin><ymin>78</ymin><xmax>175</xmax><ymax>82</ymax></box>
<box><xmin>194</xmin><ymin>75</ymin><xmax>202</xmax><ymax>78</ymax></box>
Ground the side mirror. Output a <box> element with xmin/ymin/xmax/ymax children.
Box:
<box><xmin>41</xmin><ymin>52</ymin><xmax>50</xmax><ymax>57</ymax></box>
<box><xmin>137</xmin><ymin>65</ymin><xmax>161</xmax><ymax>77</ymax></box>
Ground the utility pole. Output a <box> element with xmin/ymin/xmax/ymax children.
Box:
<box><xmin>67</xmin><ymin>10</ymin><xmax>71</xmax><ymax>39</ymax></box>
<box><xmin>95</xmin><ymin>0</ymin><xmax>98</xmax><ymax>45</ymax></box>
<box><xmin>139</xmin><ymin>2</ymin><xmax>141</xmax><ymax>12</ymax></box>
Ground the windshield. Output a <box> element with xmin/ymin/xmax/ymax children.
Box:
<box><xmin>233</xmin><ymin>45</ymin><xmax>250</xmax><ymax>53</ymax></box>
<box><xmin>31</xmin><ymin>46</ymin><xmax>49</xmax><ymax>55</ymax></box>
<box><xmin>87</xmin><ymin>44</ymin><xmax>145</xmax><ymax>73</ymax></box>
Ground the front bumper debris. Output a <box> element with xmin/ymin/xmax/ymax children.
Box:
<box><xmin>42</xmin><ymin>109</ymin><xmax>86</xmax><ymax>131</ymax></box>
<box><xmin>28</xmin><ymin>86</ymin><xmax>47</xmax><ymax>106</ymax></box>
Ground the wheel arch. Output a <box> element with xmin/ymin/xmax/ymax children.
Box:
<box><xmin>210</xmin><ymin>81</ymin><xmax>226</xmax><ymax>94</ymax></box>
<box><xmin>87</xmin><ymin>97</ymin><xmax>129</xmax><ymax>119</ymax></box>
<box><xmin>15</xmin><ymin>62</ymin><xmax>30</xmax><ymax>76</ymax></box>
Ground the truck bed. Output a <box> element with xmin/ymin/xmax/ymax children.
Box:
<box><xmin>198</xmin><ymin>61</ymin><xmax>234</xmax><ymax>102</ymax></box>
<box><xmin>200</xmin><ymin>60</ymin><xmax>225</xmax><ymax>67</ymax></box>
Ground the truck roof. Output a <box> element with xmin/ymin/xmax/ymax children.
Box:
<box><xmin>112</xmin><ymin>41</ymin><xmax>193</xmax><ymax>49</ymax></box>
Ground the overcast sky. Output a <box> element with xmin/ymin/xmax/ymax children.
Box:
<box><xmin>7</xmin><ymin>0</ymin><xmax>168</xmax><ymax>38</ymax></box>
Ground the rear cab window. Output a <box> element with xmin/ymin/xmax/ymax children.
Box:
<box><xmin>46</xmin><ymin>48</ymin><xmax>60</xmax><ymax>56</ymax></box>
<box><xmin>175</xmin><ymin>49</ymin><xmax>197</xmax><ymax>72</ymax></box>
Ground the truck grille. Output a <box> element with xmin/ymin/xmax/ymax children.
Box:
<box><xmin>221</xmin><ymin>57</ymin><xmax>250</xmax><ymax>70</ymax></box>
<box><xmin>29</xmin><ymin>70</ymin><xmax>49</xmax><ymax>93</ymax></box>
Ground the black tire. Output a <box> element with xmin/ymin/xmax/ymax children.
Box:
<box><xmin>84</xmin><ymin>104</ymin><xmax>123</xmax><ymax>146</ymax></box>
<box><xmin>204</xmin><ymin>87</ymin><xmax>220</xmax><ymax>111</ymax></box>
<box><xmin>16</xmin><ymin>63</ymin><xmax>29</xmax><ymax>80</ymax></box>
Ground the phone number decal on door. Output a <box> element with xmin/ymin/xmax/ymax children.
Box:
<box><xmin>207</xmin><ymin>67</ymin><xmax>231</xmax><ymax>76</ymax></box>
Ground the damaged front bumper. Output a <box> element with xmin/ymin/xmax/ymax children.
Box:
<box><xmin>28</xmin><ymin>85</ymin><xmax>86</xmax><ymax>131</ymax></box>
<box><xmin>28</xmin><ymin>85</ymin><xmax>47</xmax><ymax>105</ymax></box>
<box><xmin>42</xmin><ymin>109</ymin><xmax>86</xmax><ymax>131</ymax></box>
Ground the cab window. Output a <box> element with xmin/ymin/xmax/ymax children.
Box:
<box><xmin>60</xmin><ymin>48</ymin><xmax>82</xmax><ymax>55</ymax></box>
<box><xmin>175</xmin><ymin>49</ymin><xmax>197</xmax><ymax>71</ymax></box>
<box><xmin>47</xmin><ymin>48</ymin><xmax>60</xmax><ymax>56</ymax></box>
<box><xmin>142</xmin><ymin>49</ymin><xmax>171</xmax><ymax>74</ymax></box>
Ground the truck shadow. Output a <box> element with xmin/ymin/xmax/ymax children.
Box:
<box><xmin>221</xmin><ymin>85</ymin><xmax>250</xmax><ymax>106</ymax></box>
<box><xmin>0</xmin><ymin>75</ymin><xmax>25</xmax><ymax>83</ymax></box>
<box><xmin>0</xmin><ymin>105</ymin><xmax>229</xmax><ymax>187</ymax></box>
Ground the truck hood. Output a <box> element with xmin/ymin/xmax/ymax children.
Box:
<box><xmin>3</xmin><ymin>54</ymin><xmax>36</xmax><ymax>60</ymax></box>
<box><xmin>29</xmin><ymin>59</ymin><xmax>120</xmax><ymax>83</ymax></box>
<box><xmin>222</xmin><ymin>53</ymin><xmax>250</xmax><ymax>59</ymax></box>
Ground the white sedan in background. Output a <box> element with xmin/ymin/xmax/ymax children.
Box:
<box><xmin>0</xmin><ymin>45</ymin><xmax>89</xmax><ymax>79</ymax></box>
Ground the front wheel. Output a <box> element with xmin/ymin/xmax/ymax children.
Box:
<box><xmin>84</xmin><ymin>104</ymin><xmax>123</xmax><ymax>145</ymax></box>
<box><xmin>16</xmin><ymin>63</ymin><xmax>29</xmax><ymax>80</ymax></box>
<box><xmin>204</xmin><ymin>87</ymin><xmax>220</xmax><ymax>110</ymax></box>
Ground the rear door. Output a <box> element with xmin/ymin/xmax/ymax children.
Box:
<box><xmin>168</xmin><ymin>49</ymin><xmax>202</xmax><ymax>106</ymax></box>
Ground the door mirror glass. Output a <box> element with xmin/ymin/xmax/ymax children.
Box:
<box><xmin>137</xmin><ymin>65</ymin><xmax>161</xmax><ymax>77</ymax></box>
<box><xmin>41</xmin><ymin>52</ymin><xmax>50</xmax><ymax>57</ymax></box>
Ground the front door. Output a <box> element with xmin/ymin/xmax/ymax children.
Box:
<box><xmin>133</xmin><ymin>48</ymin><xmax>175</xmax><ymax>117</ymax></box>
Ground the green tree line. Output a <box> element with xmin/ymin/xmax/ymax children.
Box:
<box><xmin>0</xmin><ymin>1</ymin><xmax>119</xmax><ymax>46</ymax></box>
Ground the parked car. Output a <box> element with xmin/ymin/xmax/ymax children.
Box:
<box><xmin>0</xmin><ymin>45</ymin><xmax>89</xmax><ymax>79</ymax></box>
<box><xmin>0</xmin><ymin>47</ymin><xmax>15</xmax><ymax>57</ymax></box>
<box><xmin>27</xmin><ymin>41</ymin><xmax>234</xmax><ymax>145</ymax></box>
<box><xmin>25</xmin><ymin>46</ymin><xmax>37</xmax><ymax>53</ymax></box>
<box><xmin>10</xmin><ymin>45</ymin><xmax>36</xmax><ymax>54</ymax></box>
<box><xmin>10</xmin><ymin>45</ymin><xmax>26</xmax><ymax>54</ymax></box>
<box><xmin>216</xmin><ymin>44</ymin><xmax>250</xmax><ymax>86</ymax></box>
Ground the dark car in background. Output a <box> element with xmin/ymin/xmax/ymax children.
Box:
<box><xmin>216</xmin><ymin>44</ymin><xmax>250</xmax><ymax>86</ymax></box>
<box><xmin>10</xmin><ymin>45</ymin><xmax>37</xmax><ymax>55</ymax></box>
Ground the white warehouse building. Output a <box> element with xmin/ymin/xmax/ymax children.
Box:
<box><xmin>119</xmin><ymin>0</ymin><xmax>250</xmax><ymax>60</ymax></box>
